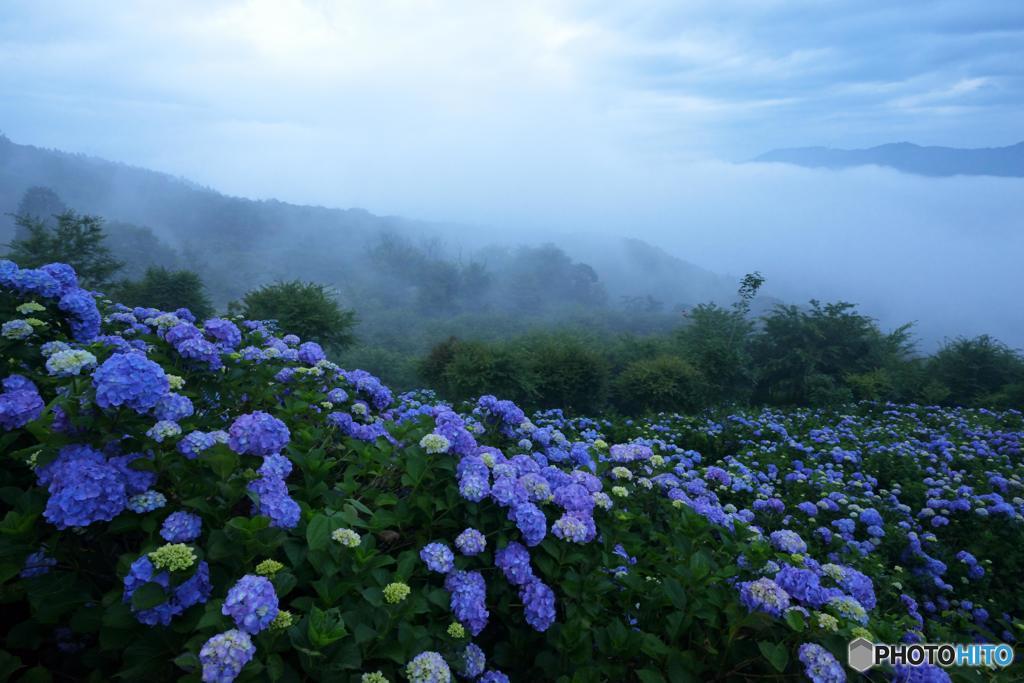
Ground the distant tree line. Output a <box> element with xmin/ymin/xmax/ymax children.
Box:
<box><xmin>4</xmin><ymin>190</ymin><xmax>1022</xmax><ymax>415</ymax></box>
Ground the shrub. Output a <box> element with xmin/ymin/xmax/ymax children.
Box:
<box><xmin>5</xmin><ymin>210</ymin><xmax>123</xmax><ymax>288</ymax></box>
<box><xmin>113</xmin><ymin>267</ymin><xmax>214</xmax><ymax>320</ymax></box>
<box><xmin>230</xmin><ymin>280</ymin><xmax>356</xmax><ymax>351</ymax></box>
<box><xmin>612</xmin><ymin>354</ymin><xmax>707</xmax><ymax>414</ymax></box>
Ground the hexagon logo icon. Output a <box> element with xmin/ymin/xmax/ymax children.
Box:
<box><xmin>848</xmin><ymin>638</ymin><xmax>875</xmax><ymax>673</ymax></box>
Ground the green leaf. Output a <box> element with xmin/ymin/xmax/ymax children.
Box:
<box><xmin>662</xmin><ymin>578</ymin><xmax>686</xmax><ymax>610</ymax></box>
<box><xmin>130</xmin><ymin>582</ymin><xmax>168</xmax><ymax>611</ymax></box>
<box><xmin>306</xmin><ymin>513</ymin><xmax>332</xmax><ymax>552</ymax></box>
<box><xmin>308</xmin><ymin>606</ymin><xmax>347</xmax><ymax>648</ymax></box>
<box><xmin>784</xmin><ymin>609</ymin><xmax>806</xmax><ymax>632</ymax></box>
<box><xmin>637</xmin><ymin>670</ymin><xmax>667</xmax><ymax>683</ymax></box>
<box><xmin>757</xmin><ymin>641</ymin><xmax>789</xmax><ymax>673</ymax></box>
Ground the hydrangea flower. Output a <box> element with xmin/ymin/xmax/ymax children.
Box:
<box><xmin>255</xmin><ymin>559</ymin><xmax>284</xmax><ymax>576</ymax></box>
<box><xmin>445</xmin><ymin>570</ymin><xmax>489</xmax><ymax>636</ymax></box>
<box><xmin>228</xmin><ymin>411</ymin><xmax>290</xmax><ymax>456</ymax></box>
<box><xmin>161</xmin><ymin>511</ymin><xmax>203</xmax><ymax>542</ymax></box>
<box><xmin>769</xmin><ymin>530</ymin><xmax>808</xmax><ymax>554</ymax></box>
<box><xmin>20</xmin><ymin>549</ymin><xmax>57</xmax><ymax>578</ymax></box>
<box><xmin>384</xmin><ymin>582</ymin><xmax>411</xmax><ymax>604</ymax></box>
<box><xmin>149</xmin><ymin>543</ymin><xmax>197</xmax><ymax>571</ymax></box>
<box><xmin>44</xmin><ymin>459</ymin><xmax>127</xmax><ymax>528</ymax></box>
<box><xmin>45</xmin><ymin>349</ymin><xmax>97</xmax><ymax>376</ymax></box>
<box><xmin>495</xmin><ymin>542</ymin><xmax>534</xmax><ymax>586</ymax></box>
<box><xmin>420</xmin><ymin>433</ymin><xmax>451</xmax><ymax>454</ymax></box>
<box><xmin>406</xmin><ymin>651</ymin><xmax>451</xmax><ymax>683</ymax></box>
<box><xmin>222</xmin><ymin>574</ymin><xmax>279</xmax><ymax>634</ymax></box>
<box><xmin>0</xmin><ymin>374</ymin><xmax>45</xmax><ymax>430</ymax></box>
<box><xmin>739</xmin><ymin>578</ymin><xmax>791</xmax><ymax>617</ymax></box>
<box><xmin>127</xmin><ymin>490</ymin><xmax>167</xmax><ymax>513</ymax></box>
<box><xmin>146</xmin><ymin>420</ymin><xmax>182</xmax><ymax>443</ymax></box>
<box><xmin>1</xmin><ymin>319</ymin><xmax>33</xmax><ymax>339</ymax></box>
<box><xmin>332</xmin><ymin>528</ymin><xmax>362</xmax><ymax>548</ymax></box>
<box><xmin>797</xmin><ymin>643</ymin><xmax>845</xmax><ymax>683</ymax></box>
<box><xmin>199</xmin><ymin>629</ymin><xmax>255</xmax><ymax>683</ymax></box>
<box><xmin>519</xmin><ymin>578</ymin><xmax>556</xmax><ymax>631</ymax></box>
<box><xmin>509</xmin><ymin>503</ymin><xmax>546</xmax><ymax>546</ymax></box>
<box><xmin>154</xmin><ymin>393</ymin><xmax>194</xmax><ymax>422</ymax></box>
<box><xmin>454</xmin><ymin>528</ymin><xmax>487</xmax><ymax>556</ymax></box>
<box><xmin>421</xmin><ymin>542</ymin><xmax>455</xmax><ymax>573</ymax></box>
<box><xmin>457</xmin><ymin>643</ymin><xmax>486</xmax><ymax>679</ymax></box>
<box><xmin>93</xmin><ymin>353</ymin><xmax>170</xmax><ymax>413</ymax></box>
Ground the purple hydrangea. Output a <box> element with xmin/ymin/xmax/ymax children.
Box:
<box><xmin>420</xmin><ymin>542</ymin><xmax>455</xmax><ymax>574</ymax></box>
<box><xmin>20</xmin><ymin>549</ymin><xmax>57</xmax><ymax>578</ymax></box>
<box><xmin>178</xmin><ymin>430</ymin><xmax>218</xmax><ymax>459</ymax></box>
<box><xmin>40</xmin><ymin>262</ymin><xmax>78</xmax><ymax>294</ymax></box>
<box><xmin>454</xmin><ymin>528</ymin><xmax>487</xmax><ymax>556</ymax></box>
<box><xmin>123</xmin><ymin>556</ymin><xmax>212</xmax><ymax>626</ymax></box>
<box><xmin>458</xmin><ymin>643</ymin><xmax>486</xmax><ymax>679</ymax></box>
<box><xmin>228</xmin><ymin>411</ymin><xmax>290</xmax><ymax>456</ymax></box>
<box><xmin>246</xmin><ymin>476</ymin><xmax>301</xmax><ymax>529</ymax></box>
<box><xmin>769</xmin><ymin>530</ymin><xmax>807</xmax><ymax>554</ymax></box>
<box><xmin>552</xmin><ymin>511</ymin><xmax>596</xmax><ymax>544</ymax></box>
<box><xmin>161</xmin><ymin>511</ymin><xmax>203</xmax><ymax>542</ymax></box>
<box><xmin>93</xmin><ymin>353</ymin><xmax>170</xmax><ymax>413</ymax></box>
<box><xmin>258</xmin><ymin>453</ymin><xmax>293</xmax><ymax>479</ymax></box>
<box><xmin>108</xmin><ymin>453</ymin><xmax>158</xmax><ymax>495</ymax></box>
<box><xmin>222</xmin><ymin>574</ymin><xmax>279</xmax><ymax>634</ymax></box>
<box><xmin>57</xmin><ymin>288</ymin><xmax>101</xmax><ymax>341</ymax></box>
<box><xmin>199</xmin><ymin>629</ymin><xmax>255</xmax><ymax>683</ymax></box>
<box><xmin>478</xmin><ymin>672</ymin><xmax>510</xmax><ymax>683</ymax></box>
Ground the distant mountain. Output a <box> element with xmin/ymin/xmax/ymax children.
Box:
<box><xmin>0</xmin><ymin>134</ymin><xmax>739</xmax><ymax>314</ymax></box>
<box><xmin>754</xmin><ymin>141</ymin><xmax>1024</xmax><ymax>177</ymax></box>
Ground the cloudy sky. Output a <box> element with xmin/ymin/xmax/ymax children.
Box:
<box><xmin>2</xmin><ymin>1</ymin><xmax>1023</xmax><ymax>347</ymax></box>
<box><xmin>2</xmin><ymin>1</ymin><xmax>1022</xmax><ymax>204</ymax></box>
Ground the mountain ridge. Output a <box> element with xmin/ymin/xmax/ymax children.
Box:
<box><xmin>754</xmin><ymin>140</ymin><xmax>1024</xmax><ymax>177</ymax></box>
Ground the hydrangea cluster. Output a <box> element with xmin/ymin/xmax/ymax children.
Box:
<box><xmin>199</xmin><ymin>630</ymin><xmax>255</xmax><ymax>683</ymax></box>
<box><xmin>161</xmin><ymin>511</ymin><xmax>203</xmax><ymax>542</ymax></box>
<box><xmin>93</xmin><ymin>353</ymin><xmax>170</xmax><ymax>413</ymax></box>
<box><xmin>444</xmin><ymin>570</ymin><xmax>489</xmax><ymax>635</ymax></box>
<box><xmin>0</xmin><ymin>374</ymin><xmax>45</xmax><ymax>430</ymax></box>
<box><xmin>420</xmin><ymin>542</ymin><xmax>455</xmax><ymax>574</ymax></box>
<box><xmin>222</xmin><ymin>574</ymin><xmax>279</xmax><ymax>634</ymax></box>
<box><xmin>405</xmin><ymin>651</ymin><xmax>451</xmax><ymax>683</ymax></box>
<box><xmin>122</xmin><ymin>555</ymin><xmax>212</xmax><ymax>626</ymax></box>
<box><xmin>228</xmin><ymin>411</ymin><xmax>290</xmax><ymax>456</ymax></box>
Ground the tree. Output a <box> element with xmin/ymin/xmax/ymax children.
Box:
<box><xmin>5</xmin><ymin>211</ymin><xmax>123</xmax><ymax>288</ymax></box>
<box><xmin>113</xmin><ymin>267</ymin><xmax>214</xmax><ymax>319</ymax></box>
<box><xmin>14</xmin><ymin>186</ymin><xmax>67</xmax><ymax>238</ymax></box>
<box><xmin>928</xmin><ymin>335</ymin><xmax>1024</xmax><ymax>407</ymax></box>
<box><xmin>612</xmin><ymin>355</ymin><xmax>707</xmax><ymax>415</ymax></box>
<box><xmin>230</xmin><ymin>280</ymin><xmax>356</xmax><ymax>350</ymax></box>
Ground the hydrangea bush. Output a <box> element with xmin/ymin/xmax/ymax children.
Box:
<box><xmin>1</xmin><ymin>259</ymin><xmax>1022</xmax><ymax>682</ymax></box>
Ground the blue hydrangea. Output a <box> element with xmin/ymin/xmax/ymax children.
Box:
<box><xmin>478</xmin><ymin>672</ymin><xmax>510</xmax><ymax>683</ymax></box>
<box><xmin>228</xmin><ymin>411</ymin><xmax>290</xmax><ymax>456</ymax></box>
<box><xmin>519</xmin><ymin>578</ymin><xmax>556</xmax><ymax>632</ymax></box>
<box><xmin>298</xmin><ymin>341</ymin><xmax>326</xmax><ymax>364</ymax></box>
<box><xmin>161</xmin><ymin>511</ymin><xmax>203</xmax><ymax>542</ymax></box>
<box><xmin>769</xmin><ymin>530</ymin><xmax>808</xmax><ymax>554</ymax></box>
<box><xmin>175</xmin><ymin>336</ymin><xmax>223</xmax><ymax>370</ymax></box>
<box><xmin>44</xmin><ymin>459</ymin><xmax>127</xmax><ymax>528</ymax></box>
<box><xmin>552</xmin><ymin>511</ymin><xmax>596</xmax><ymax>544</ymax></box>
<box><xmin>204</xmin><ymin>318</ymin><xmax>242</xmax><ymax>349</ymax></box>
<box><xmin>457</xmin><ymin>643</ymin><xmax>486</xmax><ymax>679</ymax></box>
<box><xmin>222</xmin><ymin>574</ymin><xmax>279</xmax><ymax>634</ymax></box>
<box><xmin>154</xmin><ymin>393</ymin><xmax>194</xmax><ymax>422</ymax></box>
<box><xmin>93</xmin><ymin>353</ymin><xmax>170</xmax><ymax>413</ymax></box>
<box><xmin>178</xmin><ymin>430</ymin><xmax>218</xmax><ymax>459</ymax></box>
<box><xmin>258</xmin><ymin>453</ymin><xmax>293</xmax><ymax>479</ymax></box>
<box><xmin>798</xmin><ymin>643</ymin><xmax>845</xmax><ymax>683</ymax></box>
<box><xmin>420</xmin><ymin>542</ymin><xmax>455</xmax><ymax>574</ymax></box>
<box><xmin>454</xmin><ymin>528</ymin><xmax>487</xmax><ymax>556</ymax></box>
<box><xmin>11</xmin><ymin>267</ymin><xmax>61</xmax><ymax>298</ymax></box>
<box><xmin>199</xmin><ymin>629</ymin><xmax>255</xmax><ymax>683</ymax></box>
<box><xmin>495</xmin><ymin>542</ymin><xmax>534</xmax><ymax>586</ymax></box>
<box><xmin>57</xmin><ymin>288</ymin><xmax>101</xmax><ymax>341</ymax></box>
<box><xmin>890</xmin><ymin>664</ymin><xmax>951</xmax><ymax>683</ymax></box>
<box><xmin>247</xmin><ymin>476</ymin><xmax>301</xmax><ymax>529</ymax></box>
<box><xmin>509</xmin><ymin>502</ymin><xmax>546</xmax><ymax>546</ymax></box>
<box><xmin>40</xmin><ymin>262</ymin><xmax>78</xmax><ymax>294</ymax></box>
<box><xmin>127</xmin><ymin>490</ymin><xmax>167</xmax><ymax>513</ymax></box>
<box><xmin>20</xmin><ymin>549</ymin><xmax>57</xmax><ymax>578</ymax></box>
<box><xmin>445</xmin><ymin>570</ymin><xmax>489</xmax><ymax>636</ymax></box>
<box><xmin>108</xmin><ymin>452</ymin><xmax>158</xmax><ymax>495</ymax></box>
<box><xmin>0</xmin><ymin>374</ymin><xmax>44</xmax><ymax>430</ymax></box>
<box><xmin>123</xmin><ymin>556</ymin><xmax>212</xmax><ymax>626</ymax></box>
<box><xmin>739</xmin><ymin>577</ymin><xmax>791</xmax><ymax>617</ymax></box>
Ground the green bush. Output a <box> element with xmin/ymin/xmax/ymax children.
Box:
<box><xmin>114</xmin><ymin>267</ymin><xmax>214</xmax><ymax>320</ymax></box>
<box><xmin>611</xmin><ymin>355</ymin><xmax>707</xmax><ymax>414</ymax></box>
<box><xmin>519</xmin><ymin>334</ymin><xmax>608</xmax><ymax>414</ymax></box>
<box><xmin>928</xmin><ymin>335</ymin><xmax>1024</xmax><ymax>408</ymax></box>
<box><xmin>231</xmin><ymin>280</ymin><xmax>356</xmax><ymax>351</ymax></box>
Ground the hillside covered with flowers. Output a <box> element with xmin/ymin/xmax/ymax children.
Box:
<box><xmin>1</xmin><ymin>259</ymin><xmax>1022</xmax><ymax>683</ymax></box>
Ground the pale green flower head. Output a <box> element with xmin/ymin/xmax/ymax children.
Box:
<box><xmin>419</xmin><ymin>433</ymin><xmax>450</xmax><ymax>454</ymax></box>
<box><xmin>611</xmin><ymin>486</ymin><xmax>629</xmax><ymax>498</ymax></box>
<box><xmin>255</xmin><ymin>559</ymin><xmax>284</xmax><ymax>576</ymax></box>
<box><xmin>383</xmin><ymin>582</ymin><xmax>411</xmax><ymax>604</ymax></box>
<box><xmin>167</xmin><ymin>374</ymin><xmax>185</xmax><ymax>390</ymax></box>
<box><xmin>332</xmin><ymin>528</ymin><xmax>362</xmax><ymax>548</ymax></box>
<box><xmin>446</xmin><ymin>622</ymin><xmax>466</xmax><ymax>639</ymax></box>
<box><xmin>16</xmin><ymin>301</ymin><xmax>45</xmax><ymax>314</ymax></box>
<box><xmin>361</xmin><ymin>673</ymin><xmax>390</xmax><ymax>683</ymax></box>
<box><xmin>148</xmin><ymin>543</ymin><xmax>196</xmax><ymax>572</ymax></box>
<box><xmin>270</xmin><ymin>609</ymin><xmax>294</xmax><ymax>631</ymax></box>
